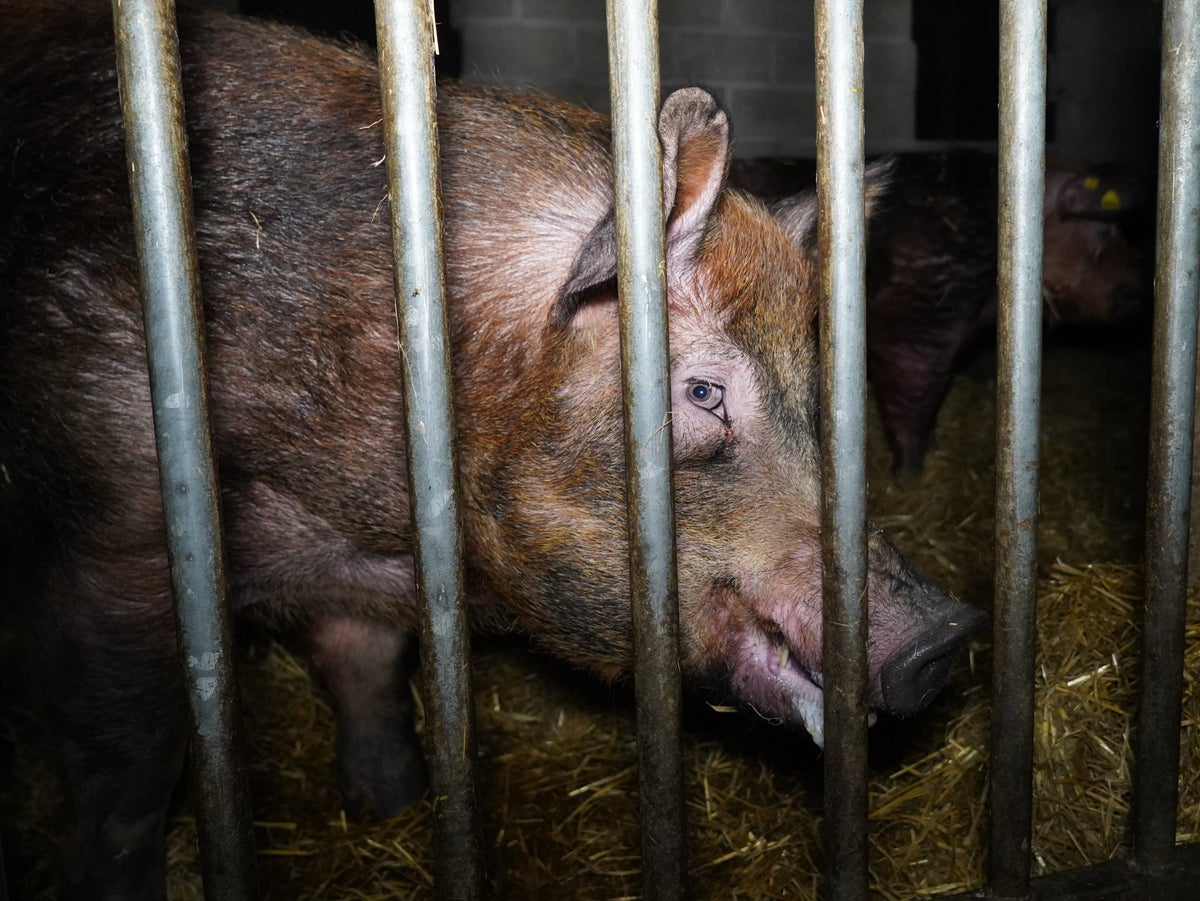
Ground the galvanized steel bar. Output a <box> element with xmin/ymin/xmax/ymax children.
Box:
<box><xmin>941</xmin><ymin>840</ymin><xmax>1200</xmax><ymax>900</ymax></box>
<box><xmin>813</xmin><ymin>3</ymin><xmax>870</xmax><ymax>899</ymax></box>
<box><xmin>605</xmin><ymin>2</ymin><xmax>685</xmax><ymax>899</ymax></box>
<box><xmin>1133</xmin><ymin>0</ymin><xmax>1200</xmax><ymax>873</ymax></box>
<box><xmin>989</xmin><ymin>1</ymin><xmax>1047</xmax><ymax>897</ymax></box>
<box><xmin>373</xmin><ymin>2</ymin><xmax>482</xmax><ymax>898</ymax></box>
<box><xmin>110</xmin><ymin>1</ymin><xmax>259</xmax><ymax>899</ymax></box>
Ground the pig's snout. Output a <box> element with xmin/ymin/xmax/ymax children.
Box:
<box><xmin>879</xmin><ymin>605</ymin><xmax>989</xmax><ymax>717</ymax></box>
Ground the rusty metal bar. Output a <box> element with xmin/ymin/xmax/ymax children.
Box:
<box><xmin>813</xmin><ymin>2</ymin><xmax>870</xmax><ymax>899</ymax></box>
<box><xmin>109</xmin><ymin>1</ymin><xmax>259</xmax><ymax>899</ymax></box>
<box><xmin>373</xmin><ymin>2</ymin><xmax>482</xmax><ymax>898</ymax></box>
<box><xmin>1133</xmin><ymin>0</ymin><xmax>1200</xmax><ymax>874</ymax></box>
<box><xmin>604</xmin><ymin>2</ymin><xmax>685</xmax><ymax>899</ymax></box>
<box><xmin>943</xmin><ymin>839</ymin><xmax>1200</xmax><ymax>900</ymax></box>
<box><xmin>989</xmin><ymin>1</ymin><xmax>1047</xmax><ymax>898</ymax></box>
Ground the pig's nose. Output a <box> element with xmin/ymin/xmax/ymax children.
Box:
<box><xmin>880</xmin><ymin>605</ymin><xmax>989</xmax><ymax>717</ymax></box>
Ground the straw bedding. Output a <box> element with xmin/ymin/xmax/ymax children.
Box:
<box><xmin>4</xmin><ymin>328</ymin><xmax>1193</xmax><ymax>900</ymax></box>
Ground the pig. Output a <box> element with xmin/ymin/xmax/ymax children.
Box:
<box><xmin>729</xmin><ymin>156</ymin><xmax>819</xmax><ymax>203</ymax></box>
<box><xmin>0</xmin><ymin>4</ymin><xmax>987</xmax><ymax>899</ymax></box>
<box><xmin>747</xmin><ymin>151</ymin><xmax>1151</xmax><ymax>475</ymax></box>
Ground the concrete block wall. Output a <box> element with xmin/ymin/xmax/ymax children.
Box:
<box><xmin>449</xmin><ymin>0</ymin><xmax>916</xmax><ymax>159</ymax></box>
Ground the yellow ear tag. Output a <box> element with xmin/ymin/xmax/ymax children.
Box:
<box><xmin>1083</xmin><ymin>176</ymin><xmax>1101</xmax><ymax>191</ymax></box>
<box><xmin>1100</xmin><ymin>189</ymin><xmax>1121</xmax><ymax>211</ymax></box>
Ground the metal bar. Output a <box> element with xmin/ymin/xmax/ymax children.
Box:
<box><xmin>373</xmin><ymin>2</ymin><xmax>482</xmax><ymax>898</ymax></box>
<box><xmin>0</xmin><ymin>834</ymin><xmax>8</xmax><ymax>901</ymax></box>
<box><xmin>110</xmin><ymin>3</ymin><xmax>259</xmax><ymax>900</ymax></box>
<box><xmin>813</xmin><ymin>3</ymin><xmax>869</xmax><ymax>899</ymax></box>
<box><xmin>943</xmin><ymin>839</ymin><xmax>1200</xmax><ymax>901</ymax></box>
<box><xmin>604</xmin><ymin>2</ymin><xmax>685</xmax><ymax>899</ymax></box>
<box><xmin>988</xmin><ymin>1</ymin><xmax>1047</xmax><ymax>898</ymax></box>
<box><xmin>1133</xmin><ymin>0</ymin><xmax>1200</xmax><ymax>873</ymax></box>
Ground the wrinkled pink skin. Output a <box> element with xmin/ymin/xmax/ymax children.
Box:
<box><xmin>0</xmin><ymin>7</ymin><xmax>984</xmax><ymax>899</ymax></box>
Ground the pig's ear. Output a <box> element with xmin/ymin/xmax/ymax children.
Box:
<box><xmin>657</xmin><ymin>88</ymin><xmax>731</xmax><ymax>264</ymax></box>
<box><xmin>770</xmin><ymin>191</ymin><xmax>819</xmax><ymax>260</ymax></box>
<box><xmin>554</xmin><ymin>207</ymin><xmax>619</xmax><ymax>327</ymax></box>
<box><xmin>1047</xmin><ymin>171</ymin><xmax>1141</xmax><ymax>221</ymax></box>
<box><xmin>552</xmin><ymin>89</ymin><xmax>731</xmax><ymax>328</ymax></box>
<box><xmin>771</xmin><ymin>156</ymin><xmax>894</xmax><ymax>260</ymax></box>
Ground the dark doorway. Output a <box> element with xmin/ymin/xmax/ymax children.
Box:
<box><xmin>913</xmin><ymin>0</ymin><xmax>1001</xmax><ymax>141</ymax></box>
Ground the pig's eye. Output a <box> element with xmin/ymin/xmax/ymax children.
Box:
<box><xmin>686</xmin><ymin>378</ymin><xmax>729</xmax><ymax>424</ymax></box>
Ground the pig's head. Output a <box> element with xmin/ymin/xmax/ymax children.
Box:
<box><xmin>1041</xmin><ymin>168</ymin><xmax>1151</xmax><ymax>328</ymax></box>
<box><xmin>455</xmin><ymin>88</ymin><xmax>987</xmax><ymax>747</ymax></box>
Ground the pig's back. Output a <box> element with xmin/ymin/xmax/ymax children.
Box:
<box><xmin>0</xmin><ymin>4</ymin><xmax>614</xmax><ymax>591</ymax></box>
<box><xmin>0</xmin><ymin>3</ymin><xmax>611</xmax><ymax>410</ymax></box>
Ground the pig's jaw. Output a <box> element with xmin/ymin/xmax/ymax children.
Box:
<box><xmin>762</xmin><ymin>627</ymin><xmax>827</xmax><ymax>747</ymax></box>
<box><xmin>730</xmin><ymin>621</ymin><xmax>876</xmax><ymax>749</ymax></box>
<box><xmin>730</xmin><ymin>624</ymin><xmax>827</xmax><ymax>746</ymax></box>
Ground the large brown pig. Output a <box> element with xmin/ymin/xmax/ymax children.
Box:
<box><xmin>0</xmin><ymin>4</ymin><xmax>986</xmax><ymax>898</ymax></box>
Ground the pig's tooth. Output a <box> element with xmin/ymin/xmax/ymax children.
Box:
<box><xmin>776</xmin><ymin>642</ymin><xmax>790</xmax><ymax>670</ymax></box>
<box><xmin>796</xmin><ymin>699</ymin><xmax>825</xmax><ymax>749</ymax></box>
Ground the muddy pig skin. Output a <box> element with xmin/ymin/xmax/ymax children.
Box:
<box><xmin>762</xmin><ymin>151</ymin><xmax>1150</xmax><ymax>475</ymax></box>
<box><xmin>0</xmin><ymin>4</ymin><xmax>986</xmax><ymax>898</ymax></box>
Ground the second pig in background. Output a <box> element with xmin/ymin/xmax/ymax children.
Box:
<box><xmin>734</xmin><ymin>150</ymin><xmax>1152</xmax><ymax>475</ymax></box>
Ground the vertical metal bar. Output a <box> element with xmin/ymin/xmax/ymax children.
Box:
<box><xmin>604</xmin><ymin>2</ymin><xmax>685</xmax><ymax>899</ymax></box>
<box><xmin>373</xmin><ymin>2</ymin><xmax>482</xmax><ymax>898</ymax></box>
<box><xmin>109</xmin><ymin>2</ymin><xmax>259</xmax><ymax>900</ymax></box>
<box><xmin>0</xmin><ymin>835</ymin><xmax>8</xmax><ymax>901</ymax></box>
<box><xmin>989</xmin><ymin>1</ymin><xmax>1047</xmax><ymax>898</ymax></box>
<box><xmin>1134</xmin><ymin>0</ymin><xmax>1200</xmax><ymax>873</ymax></box>
<box><xmin>813</xmin><ymin>3</ymin><xmax>870</xmax><ymax>899</ymax></box>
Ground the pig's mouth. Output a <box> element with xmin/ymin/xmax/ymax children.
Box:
<box><xmin>730</xmin><ymin>620</ymin><xmax>876</xmax><ymax>749</ymax></box>
<box><xmin>719</xmin><ymin>580</ymin><xmax>988</xmax><ymax>748</ymax></box>
<box><xmin>759</xmin><ymin>626</ymin><xmax>830</xmax><ymax>748</ymax></box>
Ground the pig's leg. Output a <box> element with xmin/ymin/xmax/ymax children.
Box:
<box><xmin>870</xmin><ymin>339</ymin><xmax>967</xmax><ymax>475</ymax></box>
<box><xmin>307</xmin><ymin>616</ymin><xmax>428</xmax><ymax>818</ymax></box>
<box><xmin>37</xmin><ymin>553</ymin><xmax>186</xmax><ymax>901</ymax></box>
